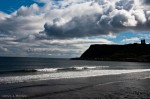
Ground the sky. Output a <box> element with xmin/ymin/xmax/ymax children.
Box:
<box><xmin>0</xmin><ymin>0</ymin><xmax>150</xmax><ymax>58</ymax></box>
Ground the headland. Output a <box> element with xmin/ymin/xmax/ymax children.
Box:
<box><xmin>72</xmin><ymin>40</ymin><xmax>150</xmax><ymax>62</ymax></box>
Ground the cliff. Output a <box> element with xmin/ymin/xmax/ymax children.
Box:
<box><xmin>78</xmin><ymin>44</ymin><xmax>150</xmax><ymax>62</ymax></box>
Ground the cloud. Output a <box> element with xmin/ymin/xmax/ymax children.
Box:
<box><xmin>41</xmin><ymin>38</ymin><xmax>113</xmax><ymax>45</ymax></box>
<box><xmin>0</xmin><ymin>12</ymin><xmax>10</xmax><ymax>20</ymax></box>
<box><xmin>16</xmin><ymin>4</ymin><xmax>39</xmax><ymax>17</ymax></box>
<box><xmin>44</xmin><ymin>14</ymin><xmax>101</xmax><ymax>39</ymax></box>
<box><xmin>115</xmin><ymin>0</ymin><xmax>134</xmax><ymax>11</ymax></box>
<box><xmin>0</xmin><ymin>4</ymin><xmax>45</xmax><ymax>37</ymax></box>
<box><xmin>143</xmin><ymin>0</ymin><xmax>150</xmax><ymax>5</ymax></box>
<box><xmin>0</xmin><ymin>0</ymin><xmax>150</xmax><ymax>57</ymax></box>
<box><xmin>0</xmin><ymin>46</ymin><xmax>8</xmax><ymax>52</ymax></box>
<box><xmin>0</xmin><ymin>0</ymin><xmax>150</xmax><ymax>40</ymax></box>
<box><xmin>24</xmin><ymin>37</ymin><xmax>113</xmax><ymax>57</ymax></box>
<box><xmin>0</xmin><ymin>34</ymin><xmax>113</xmax><ymax>57</ymax></box>
<box><xmin>121</xmin><ymin>37</ymin><xmax>140</xmax><ymax>43</ymax></box>
<box><xmin>42</xmin><ymin>0</ymin><xmax>150</xmax><ymax>39</ymax></box>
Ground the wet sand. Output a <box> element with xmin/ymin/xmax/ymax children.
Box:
<box><xmin>1</xmin><ymin>71</ymin><xmax>150</xmax><ymax>99</ymax></box>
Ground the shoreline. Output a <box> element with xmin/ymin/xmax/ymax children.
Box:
<box><xmin>1</xmin><ymin>71</ymin><xmax>150</xmax><ymax>99</ymax></box>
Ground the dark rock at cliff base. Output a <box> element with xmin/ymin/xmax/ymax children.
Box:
<box><xmin>79</xmin><ymin>44</ymin><xmax>150</xmax><ymax>62</ymax></box>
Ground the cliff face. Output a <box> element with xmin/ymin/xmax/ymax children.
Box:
<box><xmin>80</xmin><ymin>44</ymin><xmax>150</xmax><ymax>62</ymax></box>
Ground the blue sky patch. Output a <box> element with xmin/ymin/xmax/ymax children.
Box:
<box><xmin>0</xmin><ymin>0</ymin><xmax>44</xmax><ymax>14</ymax></box>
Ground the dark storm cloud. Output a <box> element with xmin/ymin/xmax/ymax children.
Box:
<box><xmin>42</xmin><ymin>0</ymin><xmax>150</xmax><ymax>39</ymax></box>
<box><xmin>0</xmin><ymin>0</ymin><xmax>150</xmax><ymax>40</ymax></box>
<box><xmin>44</xmin><ymin>14</ymin><xmax>103</xmax><ymax>39</ymax></box>
<box><xmin>144</xmin><ymin>0</ymin><xmax>150</xmax><ymax>4</ymax></box>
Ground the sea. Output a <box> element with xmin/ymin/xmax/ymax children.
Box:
<box><xmin>0</xmin><ymin>57</ymin><xmax>150</xmax><ymax>84</ymax></box>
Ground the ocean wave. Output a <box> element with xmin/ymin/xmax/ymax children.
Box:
<box><xmin>36</xmin><ymin>66</ymin><xmax>109</xmax><ymax>72</ymax></box>
<box><xmin>0</xmin><ymin>66</ymin><xmax>109</xmax><ymax>74</ymax></box>
<box><xmin>0</xmin><ymin>69</ymin><xmax>150</xmax><ymax>84</ymax></box>
<box><xmin>35</xmin><ymin>66</ymin><xmax>98</xmax><ymax>72</ymax></box>
<box><xmin>36</xmin><ymin>68</ymin><xmax>58</xmax><ymax>72</ymax></box>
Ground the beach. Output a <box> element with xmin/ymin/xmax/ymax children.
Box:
<box><xmin>1</xmin><ymin>71</ymin><xmax>150</xmax><ymax>99</ymax></box>
<box><xmin>1</xmin><ymin>58</ymin><xmax>150</xmax><ymax>99</ymax></box>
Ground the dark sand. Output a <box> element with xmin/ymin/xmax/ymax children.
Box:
<box><xmin>1</xmin><ymin>71</ymin><xmax>150</xmax><ymax>99</ymax></box>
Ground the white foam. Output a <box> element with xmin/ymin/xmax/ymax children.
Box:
<box><xmin>72</xmin><ymin>66</ymin><xmax>96</xmax><ymax>70</ymax></box>
<box><xmin>35</xmin><ymin>66</ymin><xmax>108</xmax><ymax>72</ymax></box>
<box><xmin>36</xmin><ymin>68</ymin><xmax>58</xmax><ymax>72</ymax></box>
<box><xmin>1</xmin><ymin>69</ymin><xmax>150</xmax><ymax>84</ymax></box>
<box><xmin>74</xmin><ymin>66</ymin><xmax>109</xmax><ymax>69</ymax></box>
<box><xmin>64</xmin><ymin>66</ymin><xmax>109</xmax><ymax>70</ymax></box>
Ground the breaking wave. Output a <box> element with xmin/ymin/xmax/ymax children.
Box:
<box><xmin>0</xmin><ymin>69</ymin><xmax>150</xmax><ymax>84</ymax></box>
<box><xmin>0</xmin><ymin>66</ymin><xmax>109</xmax><ymax>74</ymax></box>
